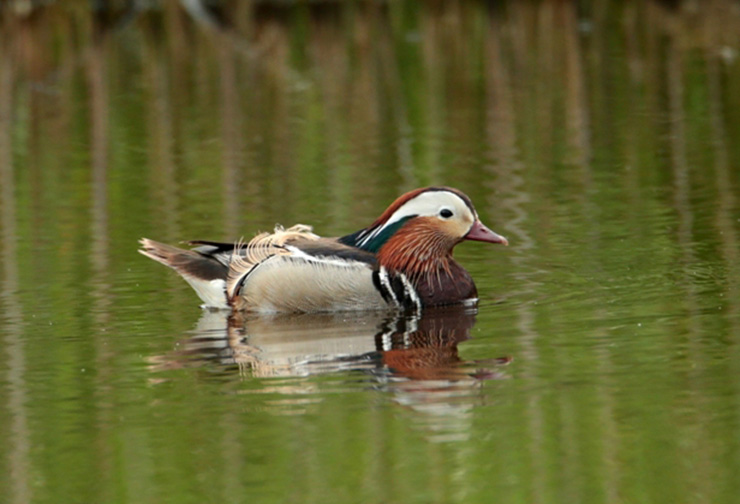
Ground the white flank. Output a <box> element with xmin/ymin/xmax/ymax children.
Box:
<box><xmin>236</xmin><ymin>254</ymin><xmax>388</xmax><ymax>313</ymax></box>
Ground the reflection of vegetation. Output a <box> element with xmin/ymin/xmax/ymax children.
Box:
<box><xmin>1</xmin><ymin>1</ymin><xmax>740</xmax><ymax>503</ymax></box>
<box><xmin>2</xmin><ymin>1</ymin><xmax>739</xmax><ymax>226</ymax></box>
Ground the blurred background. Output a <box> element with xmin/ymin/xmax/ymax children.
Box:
<box><xmin>1</xmin><ymin>1</ymin><xmax>740</xmax><ymax>503</ymax></box>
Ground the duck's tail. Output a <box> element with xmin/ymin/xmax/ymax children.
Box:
<box><xmin>138</xmin><ymin>238</ymin><xmax>231</xmax><ymax>309</ymax></box>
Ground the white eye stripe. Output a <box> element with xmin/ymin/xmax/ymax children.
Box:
<box><xmin>366</xmin><ymin>191</ymin><xmax>473</xmax><ymax>239</ymax></box>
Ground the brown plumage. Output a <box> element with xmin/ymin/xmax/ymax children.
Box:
<box><xmin>376</xmin><ymin>217</ymin><xmax>477</xmax><ymax>306</ymax></box>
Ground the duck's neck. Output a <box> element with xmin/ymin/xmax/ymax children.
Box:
<box><xmin>376</xmin><ymin>224</ymin><xmax>477</xmax><ymax>306</ymax></box>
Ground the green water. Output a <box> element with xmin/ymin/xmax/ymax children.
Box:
<box><xmin>2</xmin><ymin>1</ymin><xmax>740</xmax><ymax>503</ymax></box>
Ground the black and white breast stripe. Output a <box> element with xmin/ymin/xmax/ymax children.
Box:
<box><xmin>372</xmin><ymin>266</ymin><xmax>422</xmax><ymax>312</ymax></box>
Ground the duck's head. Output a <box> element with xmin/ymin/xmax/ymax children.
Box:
<box><xmin>349</xmin><ymin>187</ymin><xmax>508</xmax><ymax>255</ymax></box>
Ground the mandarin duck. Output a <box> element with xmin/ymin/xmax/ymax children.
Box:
<box><xmin>139</xmin><ymin>186</ymin><xmax>507</xmax><ymax>312</ymax></box>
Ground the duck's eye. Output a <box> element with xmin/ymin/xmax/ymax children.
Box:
<box><xmin>439</xmin><ymin>209</ymin><xmax>453</xmax><ymax>219</ymax></box>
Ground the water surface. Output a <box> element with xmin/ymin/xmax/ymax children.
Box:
<box><xmin>1</xmin><ymin>1</ymin><xmax>740</xmax><ymax>503</ymax></box>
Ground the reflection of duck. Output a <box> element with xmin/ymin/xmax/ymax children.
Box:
<box><xmin>139</xmin><ymin>187</ymin><xmax>507</xmax><ymax>312</ymax></box>
<box><xmin>377</xmin><ymin>307</ymin><xmax>476</xmax><ymax>381</ymax></box>
<box><xmin>150</xmin><ymin>306</ymin><xmax>510</xmax><ymax>383</ymax></box>
<box><xmin>149</xmin><ymin>307</ymin><xmax>510</xmax><ymax>440</ymax></box>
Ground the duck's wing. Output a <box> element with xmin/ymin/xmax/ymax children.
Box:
<box><xmin>227</xmin><ymin>226</ymin><xmax>386</xmax><ymax>313</ymax></box>
<box><xmin>140</xmin><ymin>225</ymin><xmax>388</xmax><ymax>312</ymax></box>
<box><xmin>186</xmin><ymin>240</ymin><xmax>238</xmax><ymax>267</ymax></box>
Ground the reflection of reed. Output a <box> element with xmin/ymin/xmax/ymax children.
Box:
<box><xmin>567</xmin><ymin>3</ymin><xmax>620</xmax><ymax>500</ymax></box>
<box><xmin>665</xmin><ymin>10</ymin><xmax>714</xmax><ymax>497</ymax></box>
<box><xmin>707</xmin><ymin>30</ymin><xmax>740</xmax><ymax>332</ymax></box>
<box><xmin>140</xmin><ymin>18</ymin><xmax>194</xmax><ymax>331</ymax></box>
<box><xmin>562</xmin><ymin>2</ymin><xmax>591</xmax><ymax>167</ymax></box>
<box><xmin>87</xmin><ymin>19</ymin><xmax>117</xmax><ymax>502</ymax></box>
<box><xmin>88</xmin><ymin>22</ymin><xmax>110</xmax><ymax>310</ymax></box>
<box><xmin>706</xmin><ymin>34</ymin><xmax>740</xmax><ymax>502</ymax></box>
<box><xmin>218</xmin><ymin>31</ymin><xmax>242</xmax><ymax>236</ymax></box>
<box><xmin>707</xmin><ymin>42</ymin><xmax>739</xmax><ymax>304</ymax></box>
<box><xmin>483</xmin><ymin>10</ymin><xmax>549</xmax><ymax>502</ymax></box>
<box><xmin>0</xmin><ymin>22</ymin><xmax>31</xmax><ymax>504</ymax></box>
<box><xmin>142</xmin><ymin>21</ymin><xmax>179</xmax><ymax>243</ymax></box>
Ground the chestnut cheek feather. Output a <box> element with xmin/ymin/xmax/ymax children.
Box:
<box><xmin>377</xmin><ymin>222</ymin><xmax>455</xmax><ymax>277</ymax></box>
